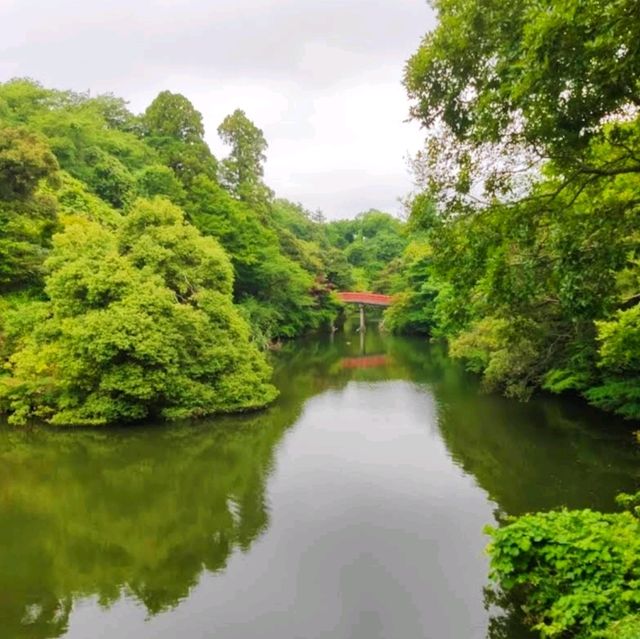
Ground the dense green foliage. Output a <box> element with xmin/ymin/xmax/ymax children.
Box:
<box><xmin>391</xmin><ymin>0</ymin><xmax>640</xmax><ymax>419</ymax></box>
<box><xmin>0</xmin><ymin>126</ymin><xmax>59</xmax><ymax>289</ymax></box>
<box><xmin>382</xmin><ymin>195</ymin><xmax>438</xmax><ymax>334</ymax></box>
<box><xmin>1</xmin><ymin>200</ymin><xmax>277</xmax><ymax>425</ymax></box>
<box><xmin>0</xmin><ymin>78</ymin><xmax>381</xmax><ymax>425</ymax></box>
<box><xmin>324</xmin><ymin>209</ymin><xmax>407</xmax><ymax>292</ymax></box>
<box><xmin>486</xmin><ymin>494</ymin><xmax>640</xmax><ymax>638</ymax></box>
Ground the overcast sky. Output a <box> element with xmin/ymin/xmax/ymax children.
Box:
<box><xmin>0</xmin><ymin>0</ymin><xmax>435</xmax><ymax>219</ymax></box>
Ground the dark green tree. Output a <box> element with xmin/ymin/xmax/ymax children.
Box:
<box><xmin>0</xmin><ymin>126</ymin><xmax>59</xmax><ymax>289</ymax></box>
<box><xmin>142</xmin><ymin>91</ymin><xmax>217</xmax><ymax>184</ymax></box>
<box><xmin>218</xmin><ymin>109</ymin><xmax>272</xmax><ymax>204</ymax></box>
<box><xmin>399</xmin><ymin>0</ymin><xmax>640</xmax><ymax>418</ymax></box>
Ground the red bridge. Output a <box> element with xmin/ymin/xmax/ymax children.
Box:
<box><xmin>337</xmin><ymin>292</ymin><xmax>393</xmax><ymax>307</ymax></box>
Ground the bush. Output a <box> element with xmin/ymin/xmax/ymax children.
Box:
<box><xmin>486</xmin><ymin>496</ymin><xmax>640</xmax><ymax>638</ymax></box>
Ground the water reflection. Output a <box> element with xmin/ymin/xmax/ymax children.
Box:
<box><xmin>340</xmin><ymin>354</ymin><xmax>391</xmax><ymax>369</ymax></box>
<box><xmin>0</xmin><ymin>332</ymin><xmax>637</xmax><ymax>638</ymax></box>
<box><xmin>382</xmin><ymin>338</ymin><xmax>639</xmax><ymax>513</ymax></box>
<box><xmin>0</xmin><ymin>416</ymin><xmax>283</xmax><ymax>638</ymax></box>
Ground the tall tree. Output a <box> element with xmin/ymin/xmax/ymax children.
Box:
<box><xmin>217</xmin><ymin>109</ymin><xmax>272</xmax><ymax>204</ymax></box>
<box><xmin>143</xmin><ymin>91</ymin><xmax>205</xmax><ymax>142</ymax></box>
<box><xmin>142</xmin><ymin>91</ymin><xmax>217</xmax><ymax>184</ymax></box>
<box><xmin>397</xmin><ymin>0</ymin><xmax>640</xmax><ymax>418</ymax></box>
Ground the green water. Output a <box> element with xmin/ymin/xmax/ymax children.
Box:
<box><xmin>1</xmin><ymin>333</ymin><xmax>638</xmax><ymax>639</ymax></box>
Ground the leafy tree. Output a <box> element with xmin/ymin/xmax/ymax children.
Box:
<box><xmin>325</xmin><ymin>210</ymin><xmax>406</xmax><ymax>291</ymax></box>
<box><xmin>322</xmin><ymin>247</ymin><xmax>353</xmax><ymax>291</ymax></box>
<box><xmin>143</xmin><ymin>90</ymin><xmax>205</xmax><ymax>143</ymax></box>
<box><xmin>399</xmin><ymin>0</ymin><xmax>640</xmax><ymax>419</ymax></box>
<box><xmin>383</xmin><ymin>242</ymin><xmax>436</xmax><ymax>334</ymax></box>
<box><xmin>584</xmin><ymin>305</ymin><xmax>640</xmax><ymax>419</ymax></box>
<box><xmin>24</xmin><ymin>98</ymin><xmax>152</xmax><ymax>179</ymax></box>
<box><xmin>271</xmin><ymin>198</ymin><xmax>324</xmax><ymax>243</ymax></box>
<box><xmin>218</xmin><ymin>109</ymin><xmax>272</xmax><ymax>204</ymax></box>
<box><xmin>40</xmin><ymin>171</ymin><xmax>121</xmax><ymax>226</ymax></box>
<box><xmin>0</xmin><ymin>78</ymin><xmax>61</xmax><ymax>124</ymax></box>
<box><xmin>84</xmin><ymin>93</ymin><xmax>140</xmax><ymax>133</ymax></box>
<box><xmin>269</xmin><ymin>198</ymin><xmax>353</xmax><ymax>289</ymax></box>
<box><xmin>136</xmin><ymin>164</ymin><xmax>186</xmax><ymax>203</ymax></box>
<box><xmin>142</xmin><ymin>91</ymin><xmax>217</xmax><ymax>184</ymax></box>
<box><xmin>0</xmin><ymin>126</ymin><xmax>58</xmax><ymax>199</ymax></box>
<box><xmin>405</xmin><ymin>0</ymin><xmax>640</xmax><ymax>162</ymax></box>
<box><xmin>187</xmin><ymin>177</ymin><xmax>338</xmax><ymax>339</ymax></box>
<box><xmin>0</xmin><ymin>126</ymin><xmax>59</xmax><ymax>289</ymax></box>
<box><xmin>0</xmin><ymin>199</ymin><xmax>277</xmax><ymax>425</ymax></box>
<box><xmin>84</xmin><ymin>147</ymin><xmax>135</xmax><ymax>208</ymax></box>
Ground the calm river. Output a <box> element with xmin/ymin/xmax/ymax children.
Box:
<box><xmin>1</xmin><ymin>333</ymin><xmax>638</xmax><ymax>639</ymax></box>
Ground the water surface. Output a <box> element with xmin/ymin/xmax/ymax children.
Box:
<box><xmin>1</xmin><ymin>333</ymin><xmax>638</xmax><ymax>639</ymax></box>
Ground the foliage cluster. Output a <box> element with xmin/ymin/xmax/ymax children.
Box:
<box><xmin>324</xmin><ymin>209</ymin><xmax>407</xmax><ymax>293</ymax></box>
<box><xmin>486</xmin><ymin>494</ymin><xmax>640</xmax><ymax>638</ymax></box>
<box><xmin>0</xmin><ymin>196</ymin><xmax>277</xmax><ymax>425</ymax></box>
<box><xmin>389</xmin><ymin>0</ymin><xmax>640</xmax><ymax>419</ymax></box>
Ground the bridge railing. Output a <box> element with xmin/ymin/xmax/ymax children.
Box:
<box><xmin>337</xmin><ymin>292</ymin><xmax>393</xmax><ymax>307</ymax></box>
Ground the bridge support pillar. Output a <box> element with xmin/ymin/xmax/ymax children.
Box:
<box><xmin>359</xmin><ymin>303</ymin><xmax>366</xmax><ymax>333</ymax></box>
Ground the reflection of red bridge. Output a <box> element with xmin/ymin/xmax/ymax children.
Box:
<box><xmin>337</xmin><ymin>292</ymin><xmax>393</xmax><ymax>307</ymax></box>
<box><xmin>341</xmin><ymin>355</ymin><xmax>390</xmax><ymax>369</ymax></box>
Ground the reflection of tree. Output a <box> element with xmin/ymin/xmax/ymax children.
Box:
<box><xmin>0</xmin><ymin>333</ymin><xmax>392</xmax><ymax>638</ymax></box>
<box><xmin>385</xmin><ymin>337</ymin><xmax>639</xmax><ymax>639</ymax></box>
<box><xmin>437</xmin><ymin>384</ymin><xmax>639</xmax><ymax>514</ymax></box>
<box><xmin>0</xmin><ymin>410</ymin><xmax>292</xmax><ymax>638</ymax></box>
<box><xmin>386</xmin><ymin>338</ymin><xmax>640</xmax><ymax>514</ymax></box>
<box><xmin>483</xmin><ymin>585</ymin><xmax>537</xmax><ymax>639</ymax></box>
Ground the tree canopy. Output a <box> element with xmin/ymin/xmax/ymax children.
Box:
<box><xmin>390</xmin><ymin>0</ymin><xmax>640</xmax><ymax>420</ymax></box>
<box><xmin>218</xmin><ymin>108</ymin><xmax>272</xmax><ymax>204</ymax></box>
<box><xmin>405</xmin><ymin>0</ymin><xmax>640</xmax><ymax>156</ymax></box>
<box><xmin>0</xmin><ymin>198</ymin><xmax>277</xmax><ymax>425</ymax></box>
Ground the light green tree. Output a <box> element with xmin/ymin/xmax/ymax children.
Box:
<box><xmin>0</xmin><ymin>198</ymin><xmax>277</xmax><ymax>425</ymax></box>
